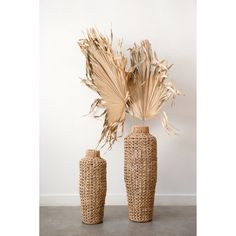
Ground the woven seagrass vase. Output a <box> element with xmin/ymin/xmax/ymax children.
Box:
<box><xmin>79</xmin><ymin>149</ymin><xmax>107</xmax><ymax>224</ymax></box>
<box><xmin>124</xmin><ymin>126</ymin><xmax>157</xmax><ymax>222</ymax></box>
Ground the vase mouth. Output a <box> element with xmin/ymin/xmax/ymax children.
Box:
<box><xmin>85</xmin><ymin>149</ymin><xmax>100</xmax><ymax>158</ymax></box>
<box><xmin>132</xmin><ymin>125</ymin><xmax>149</xmax><ymax>133</ymax></box>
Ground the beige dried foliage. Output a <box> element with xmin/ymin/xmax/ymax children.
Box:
<box><xmin>78</xmin><ymin>29</ymin><xmax>182</xmax><ymax>149</ymax></box>
<box><xmin>78</xmin><ymin>28</ymin><xmax>130</xmax><ymax>148</ymax></box>
<box><xmin>127</xmin><ymin>40</ymin><xmax>181</xmax><ymax>133</ymax></box>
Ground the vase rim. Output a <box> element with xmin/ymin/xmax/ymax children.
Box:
<box><xmin>85</xmin><ymin>149</ymin><xmax>100</xmax><ymax>158</ymax></box>
<box><xmin>132</xmin><ymin>125</ymin><xmax>149</xmax><ymax>133</ymax></box>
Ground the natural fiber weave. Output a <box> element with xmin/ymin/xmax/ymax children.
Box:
<box><xmin>79</xmin><ymin>149</ymin><xmax>106</xmax><ymax>224</ymax></box>
<box><xmin>124</xmin><ymin>126</ymin><xmax>157</xmax><ymax>222</ymax></box>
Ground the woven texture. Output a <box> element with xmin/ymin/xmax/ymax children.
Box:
<box><xmin>79</xmin><ymin>149</ymin><xmax>106</xmax><ymax>224</ymax></box>
<box><xmin>124</xmin><ymin>126</ymin><xmax>157</xmax><ymax>222</ymax></box>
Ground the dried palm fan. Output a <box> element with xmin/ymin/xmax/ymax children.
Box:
<box><xmin>127</xmin><ymin>40</ymin><xmax>181</xmax><ymax>133</ymax></box>
<box><xmin>78</xmin><ymin>28</ymin><xmax>130</xmax><ymax>148</ymax></box>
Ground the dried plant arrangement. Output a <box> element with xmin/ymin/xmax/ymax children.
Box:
<box><xmin>78</xmin><ymin>28</ymin><xmax>181</xmax><ymax>149</ymax></box>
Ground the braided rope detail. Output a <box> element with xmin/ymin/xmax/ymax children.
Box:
<box><xmin>79</xmin><ymin>149</ymin><xmax>107</xmax><ymax>224</ymax></box>
<box><xmin>124</xmin><ymin>126</ymin><xmax>157</xmax><ymax>222</ymax></box>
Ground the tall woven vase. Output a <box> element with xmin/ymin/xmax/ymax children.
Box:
<box><xmin>79</xmin><ymin>149</ymin><xmax>106</xmax><ymax>224</ymax></box>
<box><xmin>124</xmin><ymin>126</ymin><xmax>157</xmax><ymax>222</ymax></box>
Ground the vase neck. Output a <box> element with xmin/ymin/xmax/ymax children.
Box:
<box><xmin>85</xmin><ymin>149</ymin><xmax>100</xmax><ymax>158</ymax></box>
<box><xmin>132</xmin><ymin>126</ymin><xmax>149</xmax><ymax>133</ymax></box>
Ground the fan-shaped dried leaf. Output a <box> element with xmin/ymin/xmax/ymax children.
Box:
<box><xmin>127</xmin><ymin>40</ymin><xmax>181</xmax><ymax>132</ymax></box>
<box><xmin>78</xmin><ymin>28</ymin><xmax>130</xmax><ymax>148</ymax></box>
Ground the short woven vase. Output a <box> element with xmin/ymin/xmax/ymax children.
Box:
<box><xmin>79</xmin><ymin>149</ymin><xmax>107</xmax><ymax>224</ymax></box>
<box><xmin>124</xmin><ymin>126</ymin><xmax>157</xmax><ymax>222</ymax></box>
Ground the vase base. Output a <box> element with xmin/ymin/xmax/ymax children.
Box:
<box><xmin>82</xmin><ymin>220</ymin><xmax>103</xmax><ymax>225</ymax></box>
<box><xmin>129</xmin><ymin>218</ymin><xmax>152</xmax><ymax>223</ymax></box>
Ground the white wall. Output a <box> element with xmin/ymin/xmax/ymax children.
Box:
<box><xmin>40</xmin><ymin>0</ymin><xmax>196</xmax><ymax>205</ymax></box>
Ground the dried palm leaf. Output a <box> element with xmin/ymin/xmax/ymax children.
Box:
<box><xmin>161</xmin><ymin>111</ymin><xmax>178</xmax><ymax>135</ymax></box>
<box><xmin>127</xmin><ymin>40</ymin><xmax>181</xmax><ymax>133</ymax></box>
<box><xmin>78</xmin><ymin>28</ymin><xmax>130</xmax><ymax>148</ymax></box>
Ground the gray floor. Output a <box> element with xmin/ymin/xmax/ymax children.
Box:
<box><xmin>40</xmin><ymin>206</ymin><xmax>196</xmax><ymax>236</ymax></box>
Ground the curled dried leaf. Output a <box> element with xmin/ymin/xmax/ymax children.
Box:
<box><xmin>161</xmin><ymin>111</ymin><xmax>178</xmax><ymax>135</ymax></box>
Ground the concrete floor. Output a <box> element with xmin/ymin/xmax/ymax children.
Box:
<box><xmin>40</xmin><ymin>206</ymin><xmax>196</xmax><ymax>236</ymax></box>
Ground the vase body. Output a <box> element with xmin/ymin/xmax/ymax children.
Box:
<box><xmin>124</xmin><ymin>126</ymin><xmax>157</xmax><ymax>222</ymax></box>
<box><xmin>79</xmin><ymin>149</ymin><xmax>106</xmax><ymax>224</ymax></box>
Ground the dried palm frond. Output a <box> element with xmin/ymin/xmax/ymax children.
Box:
<box><xmin>161</xmin><ymin>111</ymin><xmax>178</xmax><ymax>135</ymax></box>
<box><xmin>127</xmin><ymin>40</ymin><xmax>181</xmax><ymax>133</ymax></box>
<box><xmin>78</xmin><ymin>28</ymin><xmax>130</xmax><ymax>148</ymax></box>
